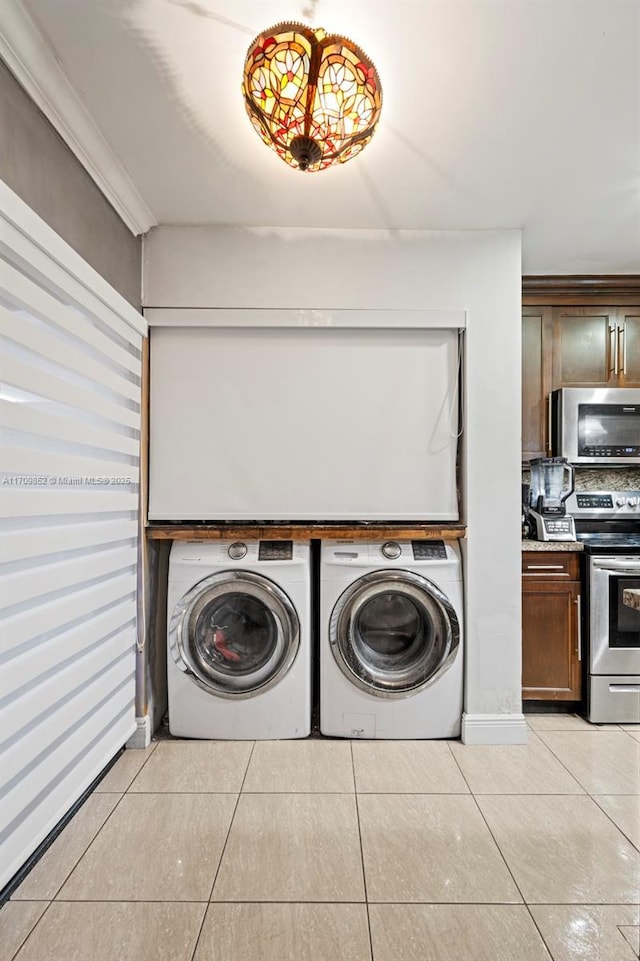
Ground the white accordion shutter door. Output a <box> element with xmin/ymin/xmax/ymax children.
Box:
<box><xmin>0</xmin><ymin>183</ymin><xmax>145</xmax><ymax>890</ymax></box>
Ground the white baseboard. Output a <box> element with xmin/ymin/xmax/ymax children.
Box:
<box><xmin>126</xmin><ymin>714</ymin><xmax>152</xmax><ymax>749</ymax></box>
<box><xmin>461</xmin><ymin>712</ymin><xmax>528</xmax><ymax>745</ymax></box>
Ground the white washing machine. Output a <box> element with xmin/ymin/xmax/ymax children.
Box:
<box><xmin>167</xmin><ymin>540</ymin><xmax>311</xmax><ymax>739</ymax></box>
<box><xmin>320</xmin><ymin>539</ymin><xmax>463</xmax><ymax>739</ymax></box>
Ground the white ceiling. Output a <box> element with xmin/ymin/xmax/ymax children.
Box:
<box><xmin>13</xmin><ymin>0</ymin><xmax>640</xmax><ymax>273</ymax></box>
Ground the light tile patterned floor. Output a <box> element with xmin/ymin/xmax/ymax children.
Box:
<box><xmin>1</xmin><ymin>715</ymin><xmax>639</xmax><ymax>961</ymax></box>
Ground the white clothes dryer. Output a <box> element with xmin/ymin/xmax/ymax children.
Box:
<box><xmin>167</xmin><ymin>540</ymin><xmax>311</xmax><ymax>739</ymax></box>
<box><xmin>320</xmin><ymin>539</ymin><xmax>463</xmax><ymax>739</ymax></box>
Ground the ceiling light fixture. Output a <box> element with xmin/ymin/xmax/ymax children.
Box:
<box><xmin>242</xmin><ymin>21</ymin><xmax>382</xmax><ymax>172</ymax></box>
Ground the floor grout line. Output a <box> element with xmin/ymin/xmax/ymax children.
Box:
<box><xmin>43</xmin><ymin>792</ymin><xmax>127</xmax><ymax>903</ymax></box>
<box><xmin>10</xmin><ymin>897</ymin><xmax>640</xmax><ymax>905</ymax></box>
<box><xmin>590</xmin><ymin>794</ymin><xmax>640</xmax><ymax>852</ymax></box>
<box><xmin>446</xmin><ymin>739</ymin><xmax>474</xmax><ymax>795</ymax></box>
<box><xmin>522</xmin><ymin>903</ymin><xmax>556</xmax><ymax>960</ymax></box>
<box><xmin>7</xmin><ymin>900</ymin><xmax>52</xmax><ymax>961</ymax></box>
<box><xmin>188</xmin><ymin>740</ymin><xmax>258</xmax><ymax>961</ymax></box>
<box><xmin>467</xmin><ymin>793</ymin><xmax>528</xmax><ymax>906</ymax></box>
<box><xmin>120</xmin><ymin>739</ymin><xmax>160</xmax><ymax>792</ymax></box>
<box><xmin>350</xmin><ymin>741</ymin><xmax>375</xmax><ymax>961</ymax></box>
<box><xmin>531</xmin><ymin>727</ymin><xmax>640</xmax><ymax>796</ymax></box>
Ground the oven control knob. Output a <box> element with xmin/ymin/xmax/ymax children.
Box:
<box><xmin>228</xmin><ymin>541</ymin><xmax>248</xmax><ymax>560</ymax></box>
<box><xmin>616</xmin><ymin>497</ymin><xmax>627</xmax><ymax>507</ymax></box>
<box><xmin>628</xmin><ymin>497</ymin><xmax>639</xmax><ymax>508</ymax></box>
<box><xmin>381</xmin><ymin>541</ymin><xmax>402</xmax><ymax>559</ymax></box>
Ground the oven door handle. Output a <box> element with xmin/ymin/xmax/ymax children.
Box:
<box><xmin>593</xmin><ymin>560</ymin><xmax>640</xmax><ymax>573</ymax></box>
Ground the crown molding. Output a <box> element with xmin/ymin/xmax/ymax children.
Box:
<box><xmin>522</xmin><ymin>274</ymin><xmax>640</xmax><ymax>305</ymax></box>
<box><xmin>0</xmin><ymin>1</ymin><xmax>156</xmax><ymax>236</ymax></box>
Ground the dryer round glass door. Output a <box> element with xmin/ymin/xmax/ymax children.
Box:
<box><xmin>329</xmin><ymin>570</ymin><xmax>460</xmax><ymax>697</ymax></box>
<box><xmin>170</xmin><ymin>571</ymin><xmax>300</xmax><ymax>698</ymax></box>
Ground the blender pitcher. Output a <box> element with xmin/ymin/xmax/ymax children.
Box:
<box><xmin>529</xmin><ymin>457</ymin><xmax>575</xmax><ymax>516</ymax></box>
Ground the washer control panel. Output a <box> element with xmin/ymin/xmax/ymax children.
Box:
<box><xmin>411</xmin><ymin>540</ymin><xmax>447</xmax><ymax>560</ymax></box>
<box><xmin>258</xmin><ymin>540</ymin><xmax>293</xmax><ymax>561</ymax></box>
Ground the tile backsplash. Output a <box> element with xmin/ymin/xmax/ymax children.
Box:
<box><xmin>573</xmin><ymin>467</ymin><xmax>640</xmax><ymax>490</ymax></box>
<box><xmin>522</xmin><ymin>466</ymin><xmax>640</xmax><ymax>491</ymax></box>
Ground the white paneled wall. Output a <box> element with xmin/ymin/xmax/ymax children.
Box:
<box><xmin>0</xmin><ymin>182</ymin><xmax>146</xmax><ymax>890</ymax></box>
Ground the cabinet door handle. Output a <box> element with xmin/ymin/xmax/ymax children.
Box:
<box><xmin>526</xmin><ymin>564</ymin><xmax>566</xmax><ymax>570</ymax></box>
<box><xmin>609</xmin><ymin>323</ymin><xmax>617</xmax><ymax>375</ymax></box>
<box><xmin>575</xmin><ymin>594</ymin><xmax>582</xmax><ymax>661</ymax></box>
<box><xmin>619</xmin><ymin>323</ymin><xmax>626</xmax><ymax>374</ymax></box>
<box><xmin>547</xmin><ymin>391</ymin><xmax>552</xmax><ymax>456</ymax></box>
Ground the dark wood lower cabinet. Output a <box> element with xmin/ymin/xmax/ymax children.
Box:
<box><xmin>522</xmin><ymin>553</ymin><xmax>582</xmax><ymax>701</ymax></box>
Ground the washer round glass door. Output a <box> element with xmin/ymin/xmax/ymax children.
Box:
<box><xmin>329</xmin><ymin>570</ymin><xmax>460</xmax><ymax>697</ymax></box>
<box><xmin>170</xmin><ymin>571</ymin><xmax>299</xmax><ymax>698</ymax></box>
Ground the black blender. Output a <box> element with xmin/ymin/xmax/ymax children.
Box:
<box><xmin>526</xmin><ymin>457</ymin><xmax>576</xmax><ymax>542</ymax></box>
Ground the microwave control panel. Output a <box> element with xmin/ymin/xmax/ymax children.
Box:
<box><xmin>580</xmin><ymin>446</ymin><xmax>639</xmax><ymax>457</ymax></box>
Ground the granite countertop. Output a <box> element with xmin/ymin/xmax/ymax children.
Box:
<box><xmin>623</xmin><ymin>589</ymin><xmax>640</xmax><ymax>610</ymax></box>
<box><xmin>522</xmin><ymin>540</ymin><xmax>584</xmax><ymax>552</ymax></box>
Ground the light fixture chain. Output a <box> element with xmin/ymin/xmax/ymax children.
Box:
<box><xmin>301</xmin><ymin>0</ymin><xmax>320</xmax><ymax>25</ymax></box>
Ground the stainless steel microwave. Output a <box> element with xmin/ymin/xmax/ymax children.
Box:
<box><xmin>550</xmin><ymin>388</ymin><xmax>640</xmax><ymax>465</ymax></box>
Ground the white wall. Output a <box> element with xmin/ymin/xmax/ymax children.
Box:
<box><xmin>143</xmin><ymin>225</ymin><xmax>525</xmax><ymax>743</ymax></box>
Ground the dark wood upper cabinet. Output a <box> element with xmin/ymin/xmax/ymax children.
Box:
<box><xmin>550</xmin><ymin>306</ymin><xmax>640</xmax><ymax>388</ymax></box>
<box><xmin>551</xmin><ymin>306</ymin><xmax>617</xmax><ymax>387</ymax></box>
<box><xmin>522</xmin><ymin>306</ymin><xmax>552</xmax><ymax>460</ymax></box>
<box><xmin>521</xmin><ymin>278</ymin><xmax>640</xmax><ymax>462</ymax></box>
<box><xmin>618</xmin><ymin>309</ymin><xmax>640</xmax><ymax>387</ymax></box>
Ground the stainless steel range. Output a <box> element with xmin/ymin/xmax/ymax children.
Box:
<box><xmin>567</xmin><ymin>489</ymin><xmax>640</xmax><ymax>723</ymax></box>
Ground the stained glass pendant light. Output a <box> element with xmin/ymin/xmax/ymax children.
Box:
<box><xmin>242</xmin><ymin>21</ymin><xmax>382</xmax><ymax>172</ymax></box>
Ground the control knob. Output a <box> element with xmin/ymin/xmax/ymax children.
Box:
<box><xmin>381</xmin><ymin>541</ymin><xmax>402</xmax><ymax>560</ymax></box>
<box><xmin>228</xmin><ymin>541</ymin><xmax>248</xmax><ymax>560</ymax></box>
<box><xmin>628</xmin><ymin>497</ymin><xmax>639</xmax><ymax>508</ymax></box>
<box><xmin>616</xmin><ymin>497</ymin><xmax>627</xmax><ymax>507</ymax></box>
